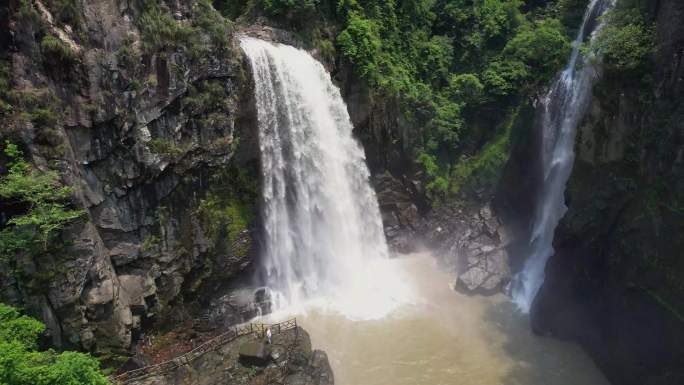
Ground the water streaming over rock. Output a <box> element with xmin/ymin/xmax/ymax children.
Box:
<box><xmin>512</xmin><ymin>0</ymin><xmax>614</xmax><ymax>312</ymax></box>
<box><xmin>240</xmin><ymin>37</ymin><xmax>413</xmax><ymax>320</ymax></box>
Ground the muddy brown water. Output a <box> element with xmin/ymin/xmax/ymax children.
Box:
<box><xmin>261</xmin><ymin>253</ymin><xmax>609</xmax><ymax>385</ymax></box>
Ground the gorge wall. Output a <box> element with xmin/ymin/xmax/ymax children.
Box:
<box><xmin>0</xmin><ymin>0</ymin><xmax>261</xmax><ymax>358</ymax></box>
<box><xmin>529</xmin><ymin>1</ymin><xmax>684</xmax><ymax>385</ymax></box>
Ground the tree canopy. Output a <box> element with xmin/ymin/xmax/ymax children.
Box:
<box><xmin>0</xmin><ymin>303</ymin><xmax>109</xmax><ymax>385</ymax></box>
<box><xmin>0</xmin><ymin>141</ymin><xmax>83</xmax><ymax>259</ymax></box>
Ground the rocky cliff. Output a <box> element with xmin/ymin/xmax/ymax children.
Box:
<box><xmin>529</xmin><ymin>1</ymin><xmax>684</xmax><ymax>384</ymax></box>
<box><xmin>0</xmin><ymin>0</ymin><xmax>261</xmax><ymax>358</ymax></box>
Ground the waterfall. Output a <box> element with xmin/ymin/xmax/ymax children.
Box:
<box><xmin>240</xmin><ymin>37</ymin><xmax>413</xmax><ymax>320</ymax></box>
<box><xmin>512</xmin><ymin>0</ymin><xmax>614</xmax><ymax>312</ymax></box>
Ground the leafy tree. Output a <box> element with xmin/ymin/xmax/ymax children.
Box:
<box><xmin>502</xmin><ymin>18</ymin><xmax>570</xmax><ymax>80</ymax></box>
<box><xmin>0</xmin><ymin>303</ymin><xmax>109</xmax><ymax>385</ymax></box>
<box><xmin>482</xmin><ymin>59</ymin><xmax>529</xmax><ymax>97</ymax></box>
<box><xmin>0</xmin><ymin>304</ymin><xmax>45</xmax><ymax>349</ymax></box>
<box><xmin>447</xmin><ymin>73</ymin><xmax>484</xmax><ymax>105</ymax></box>
<box><xmin>417</xmin><ymin>35</ymin><xmax>453</xmax><ymax>84</ymax></box>
<box><xmin>595</xmin><ymin>3</ymin><xmax>655</xmax><ymax>75</ymax></box>
<box><xmin>483</xmin><ymin>18</ymin><xmax>570</xmax><ymax>96</ymax></box>
<box><xmin>337</xmin><ymin>13</ymin><xmax>381</xmax><ymax>78</ymax></box>
<box><xmin>428</xmin><ymin>98</ymin><xmax>463</xmax><ymax>152</ymax></box>
<box><xmin>0</xmin><ymin>141</ymin><xmax>83</xmax><ymax>257</ymax></box>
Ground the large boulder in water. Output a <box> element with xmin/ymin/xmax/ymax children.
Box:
<box><xmin>416</xmin><ymin>203</ymin><xmax>512</xmax><ymax>295</ymax></box>
<box><xmin>455</xmin><ymin>247</ymin><xmax>511</xmax><ymax>295</ymax></box>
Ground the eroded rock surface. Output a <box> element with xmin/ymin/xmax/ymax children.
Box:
<box><xmin>0</xmin><ymin>0</ymin><xmax>259</xmax><ymax>355</ymax></box>
<box><xmin>420</xmin><ymin>204</ymin><xmax>511</xmax><ymax>295</ymax></box>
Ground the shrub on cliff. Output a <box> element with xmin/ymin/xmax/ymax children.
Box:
<box><xmin>138</xmin><ymin>0</ymin><xmax>232</xmax><ymax>58</ymax></box>
<box><xmin>337</xmin><ymin>13</ymin><xmax>381</xmax><ymax>78</ymax></box>
<box><xmin>0</xmin><ymin>141</ymin><xmax>83</xmax><ymax>258</ymax></box>
<box><xmin>595</xmin><ymin>1</ymin><xmax>655</xmax><ymax>76</ymax></box>
<box><xmin>40</xmin><ymin>35</ymin><xmax>77</xmax><ymax>64</ymax></box>
<box><xmin>0</xmin><ymin>303</ymin><xmax>109</xmax><ymax>385</ymax></box>
<box><xmin>484</xmin><ymin>18</ymin><xmax>571</xmax><ymax>96</ymax></box>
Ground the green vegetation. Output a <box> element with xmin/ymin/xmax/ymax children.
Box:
<box><xmin>448</xmin><ymin>119</ymin><xmax>512</xmax><ymax>196</ymax></box>
<box><xmin>148</xmin><ymin>138</ymin><xmax>189</xmax><ymax>157</ymax></box>
<box><xmin>115</xmin><ymin>37</ymin><xmax>137</xmax><ymax>69</ymax></box>
<box><xmin>0</xmin><ymin>61</ymin><xmax>12</xmax><ymax>116</ymax></box>
<box><xmin>0</xmin><ymin>142</ymin><xmax>83</xmax><ymax>257</ymax></box>
<box><xmin>484</xmin><ymin>18</ymin><xmax>571</xmax><ymax>96</ymax></box>
<box><xmin>595</xmin><ymin>0</ymin><xmax>655</xmax><ymax>75</ymax></box>
<box><xmin>3</xmin><ymin>88</ymin><xmax>67</xmax><ymax>158</ymax></box>
<box><xmin>138</xmin><ymin>3</ymin><xmax>194</xmax><ymax>51</ymax></box>
<box><xmin>417</xmin><ymin>106</ymin><xmax>524</xmax><ymax>199</ymax></box>
<box><xmin>137</xmin><ymin>0</ymin><xmax>232</xmax><ymax>59</ymax></box>
<box><xmin>263</xmin><ymin>0</ymin><xmax>317</xmax><ymax>17</ymax></box>
<box><xmin>197</xmin><ymin>167</ymin><xmax>258</xmax><ymax>255</ymax></box>
<box><xmin>183</xmin><ymin>80</ymin><xmax>231</xmax><ymax>116</ymax></box>
<box><xmin>0</xmin><ymin>303</ymin><xmax>109</xmax><ymax>385</ymax></box>
<box><xmin>17</xmin><ymin>0</ymin><xmax>41</xmax><ymax>24</ymax></box>
<box><xmin>47</xmin><ymin>0</ymin><xmax>83</xmax><ymax>28</ymax></box>
<box><xmin>198</xmin><ymin>196</ymin><xmax>252</xmax><ymax>244</ymax></box>
<box><xmin>40</xmin><ymin>35</ymin><xmax>77</xmax><ymax>64</ymax></box>
<box><xmin>15</xmin><ymin>94</ymin><xmax>62</xmax><ymax>131</ymax></box>
<box><xmin>141</xmin><ymin>235</ymin><xmax>161</xmax><ymax>252</ymax></box>
<box><xmin>213</xmin><ymin>0</ymin><xmax>251</xmax><ymax>20</ymax></box>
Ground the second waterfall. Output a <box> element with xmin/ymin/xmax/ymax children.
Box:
<box><xmin>512</xmin><ymin>0</ymin><xmax>614</xmax><ymax>312</ymax></box>
<box><xmin>240</xmin><ymin>37</ymin><xmax>413</xmax><ymax>320</ymax></box>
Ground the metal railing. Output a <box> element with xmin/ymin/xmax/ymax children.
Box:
<box><xmin>112</xmin><ymin>318</ymin><xmax>298</xmax><ymax>384</ymax></box>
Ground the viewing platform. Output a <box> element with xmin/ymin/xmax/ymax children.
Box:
<box><xmin>112</xmin><ymin>318</ymin><xmax>298</xmax><ymax>384</ymax></box>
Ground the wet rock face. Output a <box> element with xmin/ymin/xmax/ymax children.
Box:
<box><xmin>425</xmin><ymin>204</ymin><xmax>511</xmax><ymax>295</ymax></box>
<box><xmin>0</xmin><ymin>1</ymin><xmax>259</xmax><ymax>355</ymax></box>
<box><xmin>373</xmin><ymin>173</ymin><xmax>422</xmax><ymax>254</ymax></box>
<box><xmin>529</xmin><ymin>1</ymin><xmax>684</xmax><ymax>384</ymax></box>
<box><xmin>373</xmin><ymin>173</ymin><xmax>511</xmax><ymax>294</ymax></box>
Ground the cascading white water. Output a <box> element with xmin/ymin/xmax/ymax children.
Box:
<box><xmin>240</xmin><ymin>37</ymin><xmax>413</xmax><ymax>320</ymax></box>
<box><xmin>512</xmin><ymin>0</ymin><xmax>614</xmax><ymax>312</ymax></box>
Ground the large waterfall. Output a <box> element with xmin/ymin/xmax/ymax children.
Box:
<box><xmin>512</xmin><ymin>0</ymin><xmax>614</xmax><ymax>312</ymax></box>
<box><xmin>240</xmin><ymin>37</ymin><xmax>412</xmax><ymax>320</ymax></box>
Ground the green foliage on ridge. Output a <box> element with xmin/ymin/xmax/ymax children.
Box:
<box><xmin>0</xmin><ymin>303</ymin><xmax>110</xmax><ymax>385</ymax></box>
<box><xmin>322</xmin><ymin>0</ymin><xmax>570</xmax><ymax>202</ymax></box>
<box><xmin>138</xmin><ymin>0</ymin><xmax>233</xmax><ymax>57</ymax></box>
<box><xmin>218</xmin><ymin>0</ymin><xmax>578</xmax><ymax>203</ymax></box>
